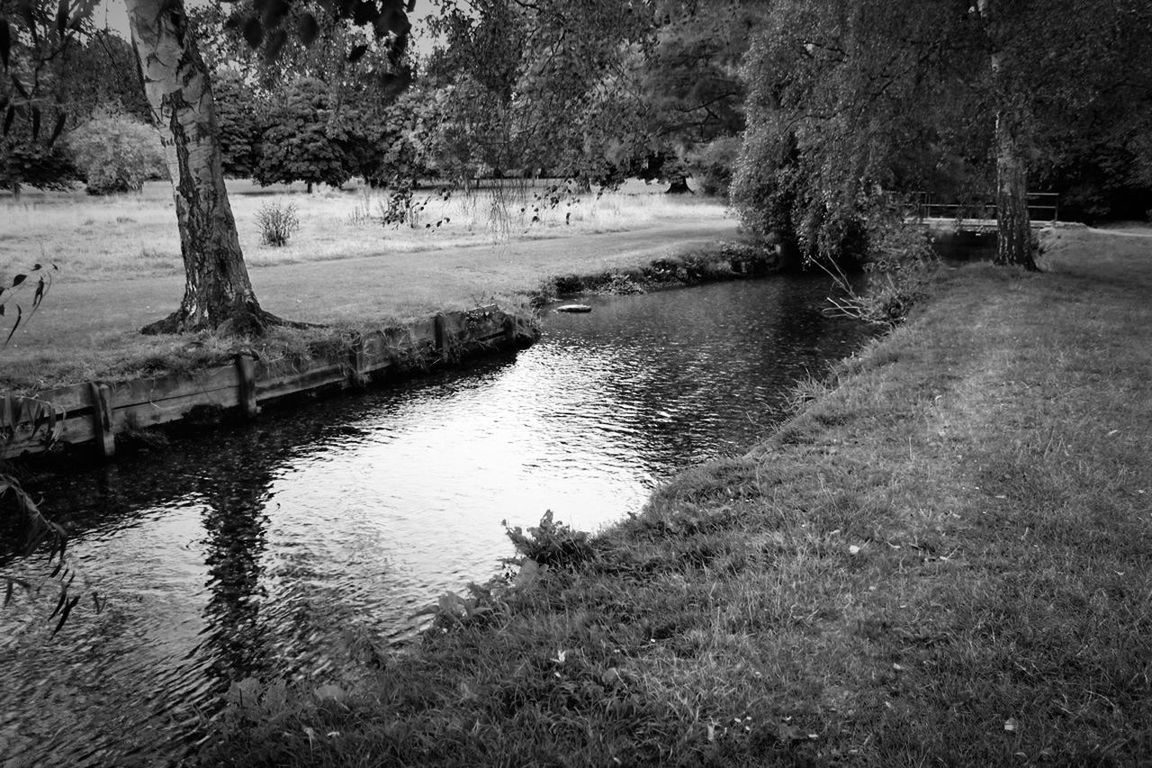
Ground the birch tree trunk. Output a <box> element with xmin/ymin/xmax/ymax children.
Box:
<box><xmin>126</xmin><ymin>0</ymin><xmax>276</xmax><ymax>334</ymax></box>
<box><xmin>978</xmin><ymin>0</ymin><xmax>1037</xmax><ymax>270</ymax></box>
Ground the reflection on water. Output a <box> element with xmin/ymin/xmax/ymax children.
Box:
<box><xmin>0</xmin><ymin>276</ymin><xmax>872</xmax><ymax>766</ymax></box>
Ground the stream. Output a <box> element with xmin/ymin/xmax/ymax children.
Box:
<box><xmin>1</xmin><ymin>275</ymin><xmax>875</xmax><ymax>767</ymax></box>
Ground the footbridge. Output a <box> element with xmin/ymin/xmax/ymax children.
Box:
<box><xmin>902</xmin><ymin>192</ymin><xmax>1059</xmax><ymax>233</ymax></box>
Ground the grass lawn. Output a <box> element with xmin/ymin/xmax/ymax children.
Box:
<box><xmin>0</xmin><ymin>179</ymin><xmax>734</xmax><ymax>390</ymax></box>
<box><xmin>201</xmin><ymin>227</ymin><xmax>1152</xmax><ymax>766</ymax></box>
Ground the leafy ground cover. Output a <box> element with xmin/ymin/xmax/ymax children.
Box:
<box><xmin>201</xmin><ymin>227</ymin><xmax>1152</xmax><ymax>766</ymax></box>
<box><xmin>0</xmin><ymin>180</ymin><xmax>733</xmax><ymax>390</ymax></box>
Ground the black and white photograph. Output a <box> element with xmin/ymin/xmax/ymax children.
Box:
<box><xmin>2</xmin><ymin>0</ymin><xmax>1150</xmax><ymax>764</ymax></box>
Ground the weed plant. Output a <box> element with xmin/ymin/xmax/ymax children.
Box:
<box><xmin>256</xmin><ymin>201</ymin><xmax>300</xmax><ymax>246</ymax></box>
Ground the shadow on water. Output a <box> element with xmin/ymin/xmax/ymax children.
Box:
<box><xmin>930</xmin><ymin>230</ymin><xmax>998</xmax><ymax>263</ymax></box>
<box><xmin>0</xmin><ymin>275</ymin><xmax>876</xmax><ymax>766</ymax></box>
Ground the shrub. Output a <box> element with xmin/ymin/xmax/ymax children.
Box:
<box><xmin>65</xmin><ymin>112</ymin><xmax>167</xmax><ymax>195</ymax></box>
<box><xmin>504</xmin><ymin>510</ymin><xmax>595</xmax><ymax>569</ymax></box>
<box><xmin>256</xmin><ymin>202</ymin><xmax>300</xmax><ymax>246</ymax></box>
<box><xmin>687</xmin><ymin>136</ymin><xmax>742</xmax><ymax>197</ymax></box>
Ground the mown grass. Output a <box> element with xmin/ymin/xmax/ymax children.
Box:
<box><xmin>199</xmin><ymin>227</ymin><xmax>1152</xmax><ymax>766</ymax></box>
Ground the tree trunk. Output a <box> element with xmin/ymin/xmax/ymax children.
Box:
<box><xmin>126</xmin><ymin>0</ymin><xmax>275</xmax><ymax>335</ymax></box>
<box><xmin>993</xmin><ymin>103</ymin><xmax>1036</xmax><ymax>269</ymax></box>
<box><xmin>665</xmin><ymin>176</ymin><xmax>693</xmax><ymax>195</ymax></box>
<box><xmin>979</xmin><ymin>0</ymin><xmax>1037</xmax><ymax>270</ymax></box>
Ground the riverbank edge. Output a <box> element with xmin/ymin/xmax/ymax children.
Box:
<box><xmin>529</xmin><ymin>239</ymin><xmax>784</xmax><ymax>306</ymax></box>
<box><xmin>201</xmin><ymin>227</ymin><xmax>1152</xmax><ymax>766</ymax></box>
<box><xmin>1</xmin><ymin>240</ymin><xmax>780</xmax><ymax>462</ymax></box>
<box><xmin>1</xmin><ymin>305</ymin><xmax>541</xmax><ymax>462</ymax></box>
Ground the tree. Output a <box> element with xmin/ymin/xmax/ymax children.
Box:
<box><xmin>620</xmin><ymin>0</ymin><xmax>764</xmax><ymax>194</ymax></box>
<box><xmin>254</xmin><ymin>76</ymin><xmax>352</xmax><ymax>192</ymax></box>
<box><xmin>66</xmin><ymin>110</ymin><xmax>167</xmax><ymax>194</ymax></box>
<box><xmin>424</xmin><ymin>0</ymin><xmax>656</xmax><ymax>185</ymax></box>
<box><xmin>733</xmin><ymin>0</ymin><xmax>1152</xmax><ymax>269</ymax></box>
<box><xmin>733</xmin><ymin>0</ymin><xmax>959</xmax><ymax>266</ymax></box>
<box><xmin>0</xmin><ymin>0</ymin><xmax>87</xmax><ymax>195</ymax></box>
<box><xmin>124</xmin><ymin>0</ymin><xmax>274</xmax><ymax>335</ymax></box>
<box><xmin>210</xmin><ymin>68</ymin><xmax>264</xmax><ymax>179</ymax></box>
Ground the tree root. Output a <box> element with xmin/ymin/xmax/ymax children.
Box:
<box><xmin>140</xmin><ymin>306</ymin><xmax>320</xmax><ymax>337</ymax></box>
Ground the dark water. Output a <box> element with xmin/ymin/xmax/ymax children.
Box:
<box><xmin>930</xmin><ymin>230</ymin><xmax>997</xmax><ymax>262</ymax></box>
<box><xmin>0</xmin><ymin>277</ymin><xmax>872</xmax><ymax>767</ymax></box>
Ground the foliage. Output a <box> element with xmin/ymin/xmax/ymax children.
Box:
<box><xmin>504</xmin><ymin>510</ymin><xmax>595</xmax><ymax>570</ymax></box>
<box><xmin>0</xmin><ymin>0</ymin><xmax>93</xmax><ymax>194</ymax></box>
<box><xmin>0</xmin><ymin>261</ymin><xmax>56</xmax><ymax>344</ymax></box>
<box><xmin>423</xmin><ymin>0</ymin><xmax>656</xmax><ymax>185</ymax></box>
<box><xmin>56</xmin><ymin>30</ymin><xmax>152</xmax><ymax>125</ymax></box>
<box><xmin>254</xmin><ymin>77</ymin><xmax>352</xmax><ymax>190</ymax></box>
<box><xmin>823</xmin><ymin>213</ymin><xmax>939</xmax><ymax>326</ymax></box>
<box><xmin>687</xmin><ymin>135</ymin><xmax>742</xmax><ymax>197</ymax></box>
<box><xmin>0</xmin><ymin>135</ymin><xmax>76</xmax><ymax>193</ymax></box>
<box><xmin>212</xmin><ymin>69</ymin><xmax>264</xmax><ymax>179</ymax></box>
<box><xmin>256</xmin><ymin>201</ymin><xmax>300</xmax><ymax>246</ymax></box>
<box><xmin>733</xmin><ymin>0</ymin><xmax>961</xmax><ymax>268</ymax></box>
<box><xmin>65</xmin><ymin>111</ymin><xmax>167</xmax><ymax>195</ymax></box>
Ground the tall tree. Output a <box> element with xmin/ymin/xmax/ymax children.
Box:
<box><xmin>123</xmin><ymin>0</ymin><xmax>412</xmax><ymax>333</ymax></box>
<box><xmin>125</xmin><ymin>0</ymin><xmax>272</xmax><ymax>334</ymax></box>
<box><xmin>974</xmin><ymin>0</ymin><xmax>1033</xmax><ymax>268</ymax></box>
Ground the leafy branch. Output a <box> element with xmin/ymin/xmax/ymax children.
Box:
<box><xmin>0</xmin><ymin>261</ymin><xmax>56</xmax><ymax>346</ymax></box>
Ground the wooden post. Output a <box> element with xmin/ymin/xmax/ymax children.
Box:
<box><xmin>89</xmin><ymin>382</ymin><xmax>116</xmax><ymax>459</ymax></box>
<box><xmin>433</xmin><ymin>313</ymin><xmax>446</xmax><ymax>352</ymax></box>
<box><xmin>348</xmin><ymin>334</ymin><xmax>368</xmax><ymax>387</ymax></box>
<box><xmin>235</xmin><ymin>354</ymin><xmax>260</xmax><ymax>419</ymax></box>
<box><xmin>504</xmin><ymin>314</ymin><xmax>516</xmax><ymax>346</ymax></box>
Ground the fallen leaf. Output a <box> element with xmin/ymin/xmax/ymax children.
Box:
<box><xmin>1004</xmin><ymin>718</ymin><xmax>1018</xmax><ymax>732</ymax></box>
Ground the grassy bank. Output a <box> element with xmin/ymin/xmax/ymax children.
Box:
<box><xmin>202</xmin><ymin>227</ymin><xmax>1151</xmax><ymax>766</ymax></box>
<box><xmin>0</xmin><ymin>181</ymin><xmax>734</xmax><ymax>391</ymax></box>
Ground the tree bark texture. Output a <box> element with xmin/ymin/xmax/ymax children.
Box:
<box><xmin>126</xmin><ymin>0</ymin><xmax>272</xmax><ymax>334</ymax></box>
<box><xmin>993</xmin><ymin>100</ymin><xmax>1035</xmax><ymax>268</ymax></box>
<box><xmin>979</xmin><ymin>0</ymin><xmax>1037</xmax><ymax>270</ymax></box>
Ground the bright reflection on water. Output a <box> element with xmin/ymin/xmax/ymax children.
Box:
<box><xmin>0</xmin><ymin>276</ymin><xmax>873</xmax><ymax>766</ymax></box>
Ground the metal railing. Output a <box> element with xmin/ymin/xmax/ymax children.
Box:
<box><xmin>899</xmin><ymin>191</ymin><xmax>1059</xmax><ymax>223</ymax></box>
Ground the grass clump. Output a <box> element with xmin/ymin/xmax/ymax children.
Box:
<box><xmin>257</xmin><ymin>201</ymin><xmax>300</xmax><ymax>246</ymax></box>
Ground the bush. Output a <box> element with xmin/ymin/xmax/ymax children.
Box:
<box><xmin>687</xmin><ymin>136</ymin><xmax>742</xmax><ymax>197</ymax></box>
<box><xmin>65</xmin><ymin>112</ymin><xmax>167</xmax><ymax>195</ymax></box>
<box><xmin>256</xmin><ymin>202</ymin><xmax>300</xmax><ymax>246</ymax></box>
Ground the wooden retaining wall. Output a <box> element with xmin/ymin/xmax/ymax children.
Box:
<box><xmin>1</xmin><ymin>306</ymin><xmax>536</xmax><ymax>461</ymax></box>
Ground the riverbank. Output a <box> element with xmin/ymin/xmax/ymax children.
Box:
<box><xmin>202</xmin><ymin>226</ymin><xmax>1151</xmax><ymax>766</ymax></box>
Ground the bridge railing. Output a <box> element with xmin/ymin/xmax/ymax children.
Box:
<box><xmin>898</xmin><ymin>191</ymin><xmax>1059</xmax><ymax>223</ymax></box>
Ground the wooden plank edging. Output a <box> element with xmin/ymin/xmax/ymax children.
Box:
<box><xmin>1</xmin><ymin>307</ymin><xmax>537</xmax><ymax>461</ymax></box>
